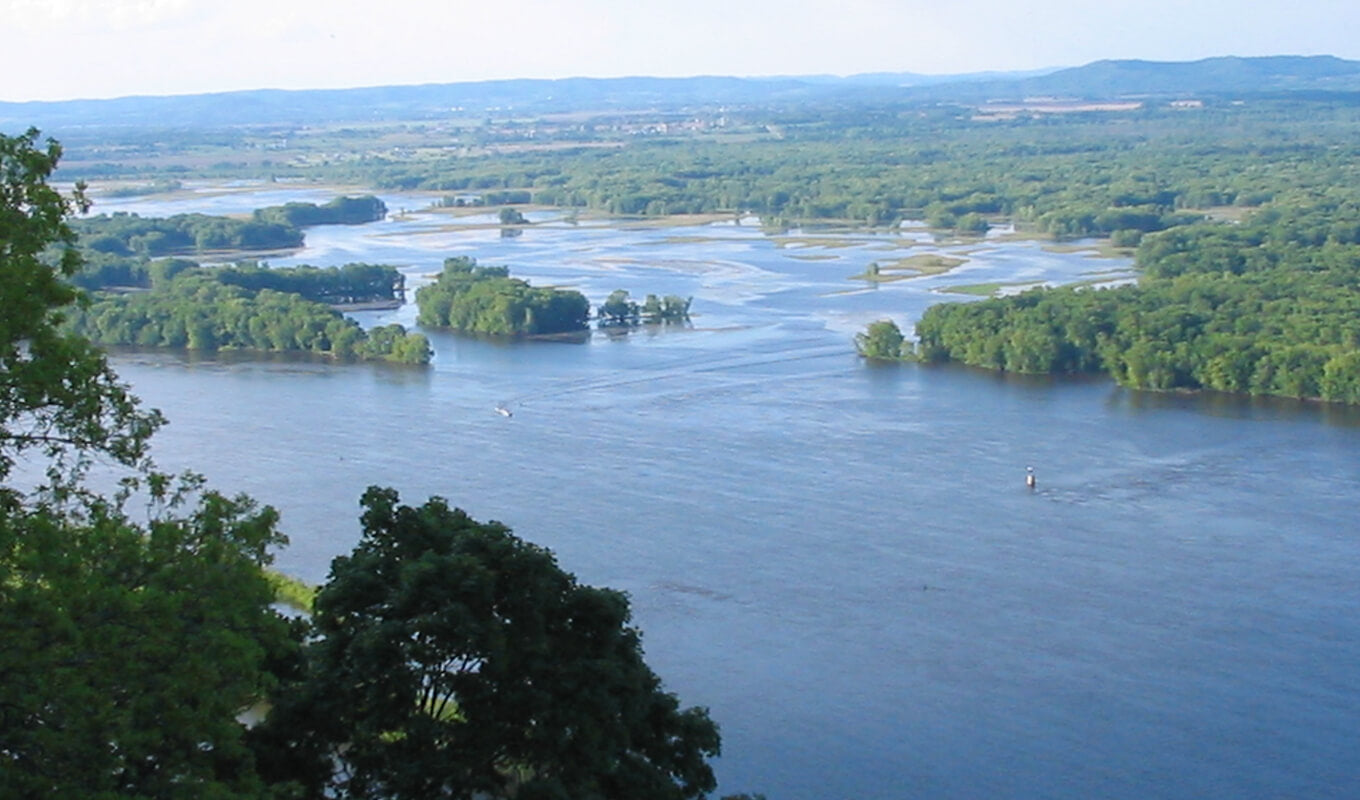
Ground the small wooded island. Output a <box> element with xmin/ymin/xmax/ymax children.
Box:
<box><xmin>416</xmin><ymin>256</ymin><xmax>691</xmax><ymax>336</ymax></box>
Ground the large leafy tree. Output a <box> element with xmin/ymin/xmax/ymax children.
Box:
<box><xmin>256</xmin><ymin>487</ymin><xmax>721</xmax><ymax>800</ymax></box>
<box><xmin>1</xmin><ymin>130</ymin><xmax>294</xmax><ymax>798</ymax></box>
<box><xmin>0</xmin><ymin>485</ymin><xmax>295</xmax><ymax>799</ymax></box>
<box><xmin>0</xmin><ymin>128</ymin><xmax>161</xmax><ymax>488</ymax></box>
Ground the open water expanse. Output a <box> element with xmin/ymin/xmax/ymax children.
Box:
<box><xmin>90</xmin><ymin>184</ymin><xmax>1360</xmax><ymax>799</ymax></box>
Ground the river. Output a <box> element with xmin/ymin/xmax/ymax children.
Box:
<box><xmin>89</xmin><ymin>184</ymin><xmax>1360</xmax><ymax>800</ymax></box>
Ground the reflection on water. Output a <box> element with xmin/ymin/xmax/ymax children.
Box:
<box><xmin>84</xmin><ymin>187</ymin><xmax>1360</xmax><ymax>800</ymax></box>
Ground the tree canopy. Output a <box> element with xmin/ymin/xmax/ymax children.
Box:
<box><xmin>0</xmin><ymin>128</ymin><xmax>161</xmax><ymax>486</ymax></box>
<box><xmin>0</xmin><ymin>484</ymin><xmax>294</xmax><ymax>799</ymax></box>
<box><xmin>909</xmin><ymin>202</ymin><xmax>1360</xmax><ymax>403</ymax></box>
<box><xmin>255</xmin><ymin>487</ymin><xmax>722</xmax><ymax>800</ymax></box>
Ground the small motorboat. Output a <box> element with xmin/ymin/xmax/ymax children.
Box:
<box><xmin>495</xmin><ymin>405</ymin><xmax>513</xmax><ymax>418</ymax></box>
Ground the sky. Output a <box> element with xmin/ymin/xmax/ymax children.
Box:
<box><xmin>1</xmin><ymin>0</ymin><xmax>1357</xmax><ymax>102</ymax></box>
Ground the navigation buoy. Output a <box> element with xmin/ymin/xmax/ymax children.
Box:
<box><xmin>1025</xmin><ymin>466</ymin><xmax>1036</xmax><ymax>489</ymax></box>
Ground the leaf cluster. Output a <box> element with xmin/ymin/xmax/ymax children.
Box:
<box><xmin>0</xmin><ymin>482</ymin><xmax>294</xmax><ymax>799</ymax></box>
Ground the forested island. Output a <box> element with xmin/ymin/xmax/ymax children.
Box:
<box><xmin>253</xmin><ymin>194</ymin><xmax>387</xmax><ymax>226</ymax></box>
<box><xmin>62</xmin><ymin>197</ymin><xmax>428</xmax><ymax>363</ymax></box>
<box><xmin>68</xmin><ymin>266</ymin><xmax>431</xmax><ymax>363</ymax></box>
<box><xmin>415</xmin><ymin>257</ymin><xmax>692</xmax><ymax>336</ymax></box>
<box><xmin>73</xmin><ymin>195</ymin><xmax>386</xmax><ymax>259</ymax></box>
<box><xmin>416</xmin><ymin>257</ymin><xmax>591</xmax><ymax>335</ymax></box>
<box><xmin>76</xmin><ymin>210</ymin><xmax>304</xmax><ymax>256</ymax></box>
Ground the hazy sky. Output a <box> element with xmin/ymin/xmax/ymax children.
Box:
<box><xmin>2</xmin><ymin>0</ymin><xmax>1356</xmax><ymax>102</ymax></box>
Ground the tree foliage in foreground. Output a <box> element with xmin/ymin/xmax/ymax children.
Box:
<box><xmin>0</xmin><ymin>483</ymin><xmax>295</xmax><ymax>799</ymax></box>
<box><xmin>0</xmin><ymin>128</ymin><xmax>162</xmax><ymax>485</ymax></box>
<box><xmin>253</xmin><ymin>487</ymin><xmax>722</xmax><ymax>800</ymax></box>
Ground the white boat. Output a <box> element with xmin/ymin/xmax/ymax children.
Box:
<box><xmin>495</xmin><ymin>405</ymin><xmax>513</xmax><ymax>418</ymax></box>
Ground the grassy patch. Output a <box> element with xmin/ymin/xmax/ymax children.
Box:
<box><xmin>940</xmin><ymin>280</ymin><xmax>1044</xmax><ymax>296</ymax></box>
<box><xmin>773</xmin><ymin>236</ymin><xmax>865</xmax><ymax>250</ymax></box>
<box><xmin>266</xmin><ymin>569</ymin><xmax>318</xmax><ymax>614</ymax></box>
<box><xmin>852</xmin><ymin>253</ymin><xmax>968</xmax><ymax>281</ymax></box>
<box><xmin>1188</xmin><ymin>205</ymin><xmax>1254</xmax><ymax>222</ymax></box>
<box><xmin>1041</xmin><ymin>242</ymin><xmax>1136</xmax><ymax>258</ymax></box>
<box><xmin>661</xmin><ymin>235</ymin><xmax>733</xmax><ymax>245</ymax></box>
<box><xmin>786</xmin><ymin>253</ymin><xmax>840</xmax><ymax>261</ymax></box>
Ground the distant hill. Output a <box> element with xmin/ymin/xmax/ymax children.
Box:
<box><xmin>1012</xmin><ymin>55</ymin><xmax>1360</xmax><ymax>97</ymax></box>
<box><xmin>4</xmin><ymin>56</ymin><xmax>1358</xmax><ymax>132</ymax></box>
<box><xmin>0</xmin><ymin>76</ymin><xmax>826</xmax><ymax>130</ymax></box>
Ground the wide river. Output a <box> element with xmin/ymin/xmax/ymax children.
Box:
<box><xmin>91</xmin><ymin>184</ymin><xmax>1360</xmax><ymax>799</ymax></box>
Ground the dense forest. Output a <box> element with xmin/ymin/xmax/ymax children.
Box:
<box><xmin>212</xmin><ymin>262</ymin><xmax>404</xmax><ymax>305</ymax></box>
<box><xmin>904</xmin><ymin>199</ymin><xmax>1360</xmax><ymax>404</ymax></box>
<box><xmin>294</xmin><ymin>101</ymin><xmax>1360</xmax><ymax>237</ymax></box>
<box><xmin>75</xmin><ymin>211</ymin><xmax>304</xmax><ymax>256</ymax></box>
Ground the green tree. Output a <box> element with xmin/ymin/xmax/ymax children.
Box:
<box><xmin>855</xmin><ymin>319</ymin><xmax>905</xmax><ymax>359</ymax></box>
<box><xmin>1</xmin><ymin>129</ymin><xmax>297</xmax><ymax>799</ymax></box>
<box><xmin>0</xmin><ymin>128</ymin><xmax>162</xmax><ymax>486</ymax></box>
<box><xmin>0</xmin><ymin>483</ymin><xmax>295</xmax><ymax>799</ymax></box>
<box><xmin>599</xmin><ymin>289</ymin><xmax>640</xmax><ymax>325</ymax></box>
<box><xmin>255</xmin><ymin>487</ymin><xmax>721</xmax><ymax>800</ymax></box>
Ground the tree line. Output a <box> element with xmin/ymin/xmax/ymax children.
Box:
<box><xmin>285</xmin><ymin>100</ymin><xmax>1360</xmax><ymax>239</ymax></box>
<box><xmin>253</xmin><ymin>194</ymin><xmax>387</xmax><ymax>227</ymax></box>
<box><xmin>598</xmin><ymin>289</ymin><xmax>693</xmax><ymax>325</ymax></box>
<box><xmin>897</xmin><ymin>202</ymin><xmax>1360</xmax><ymax>403</ymax></box>
<box><xmin>76</xmin><ymin>210</ymin><xmax>304</xmax><ymax>256</ymax></box>
<box><xmin>72</xmin><ymin>195</ymin><xmax>385</xmax><ymax>260</ymax></box>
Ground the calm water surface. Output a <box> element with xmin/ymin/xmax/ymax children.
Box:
<box><xmin>93</xmin><ymin>187</ymin><xmax>1360</xmax><ymax>800</ymax></box>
